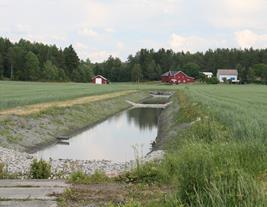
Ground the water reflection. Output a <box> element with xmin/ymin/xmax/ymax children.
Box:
<box><xmin>127</xmin><ymin>108</ymin><xmax>161</xmax><ymax>130</ymax></box>
<box><xmin>35</xmin><ymin>108</ymin><xmax>161</xmax><ymax>162</ymax></box>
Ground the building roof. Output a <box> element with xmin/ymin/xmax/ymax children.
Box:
<box><xmin>161</xmin><ymin>71</ymin><xmax>194</xmax><ymax>79</ymax></box>
<box><xmin>202</xmin><ymin>72</ymin><xmax>213</xmax><ymax>75</ymax></box>
<box><xmin>92</xmin><ymin>75</ymin><xmax>108</xmax><ymax>80</ymax></box>
<box><xmin>161</xmin><ymin>71</ymin><xmax>179</xmax><ymax>76</ymax></box>
<box><xmin>217</xmin><ymin>69</ymin><xmax>238</xmax><ymax>76</ymax></box>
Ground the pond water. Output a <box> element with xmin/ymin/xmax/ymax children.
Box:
<box><xmin>35</xmin><ymin>108</ymin><xmax>162</xmax><ymax>162</ymax></box>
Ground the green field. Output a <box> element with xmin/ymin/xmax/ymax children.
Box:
<box><xmin>0</xmin><ymin>81</ymin><xmax>177</xmax><ymax>111</ymax></box>
<box><xmin>146</xmin><ymin>85</ymin><xmax>267</xmax><ymax>206</ymax></box>
<box><xmin>185</xmin><ymin>85</ymin><xmax>267</xmax><ymax>141</ymax></box>
<box><xmin>0</xmin><ymin>81</ymin><xmax>266</xmax><ymax>206</ymax></box>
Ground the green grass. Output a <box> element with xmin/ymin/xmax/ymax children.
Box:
<box><xmin>0</xmin><ymin>81</ymin><xmax>178</xmax><ymax>110</ymax></box>
<box><xmin>166</xmin><ymin>86</ymin><xmax>267</xmax><ymax>206</ymax></box>
<box><xmin>1</xmin><ymin>81</ymin><xmax>267</xmax><ymax>206</ymax></box>
<box><xmin>114</xmin><ymin>85</ymin><xmax>267</xmax><ymax>206</ymax></box>
<box><xmin>68</xmin><ymin>170</ymin><xmax>111</xmax><ymax>184</ymax></box>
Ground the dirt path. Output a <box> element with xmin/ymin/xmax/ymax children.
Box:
<box><xmin>0</xmin><ymin>179</ymin><xmax>69</xmax><ymax>207</ymax></box>
<box><xmin>0</xmin><ymin>90</ymin><xmax>136</xmax><ymax>116</ymax></box>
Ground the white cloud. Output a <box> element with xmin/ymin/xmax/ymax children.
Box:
<box><xmin>1</xmin><ymin>0</ymin><xmax>267</xmax><ymax>62</ymax></box>
<box><xmin>22</xmin><ymin>34</ymin><xmax>67</xmax><ymax>46</ymax></box>
<box><xmin>89</xmin><ymin>51</ymin><xmax>113</xmax><ymax>63</ymax></box>
<box><xmin>116</xmin><ymin>42</ymin><xmax>124</xmax><ymax>50</ymax></box>
<box><xmin>235</xmin><ymin>30</ymin><xmax>267</xmax><ymax>48</ymax></box>
<box><xmin>73</xmin><ymin>42</ymin><xmax>89</xmax><ymax>59</ymax></box>
<box><xmin>104</xmin><ymin>28</ymin><xmax>115</xmax><ymax>33</ymax></box>
<box><xmin>208</xmin><ymin>0</ymin><xmax>267</xmax><ymax>29</ymax></box>
<box><xmin>78</xmin><ymin>27</ymin><xmax>98</xmax><ymax>37</ymax></box>
<box><xmin>169</xmin><ymin>33</ymin><xmax>228</xmax><ymax>52</ymax></box>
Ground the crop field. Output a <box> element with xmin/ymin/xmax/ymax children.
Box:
<box><xmin>185</xmin><ymin>85</ymin><xmax>267</xmax><ymax>141</ymax></box>
<box><xmin>156</xmin><ymin>84</ymin><xmax>267</xmax><ymax>206</ymax></box>
<box><xmin>0</xmin><ymin>81</ymin><xmax>178</xmax><ymax>111</ymax></box>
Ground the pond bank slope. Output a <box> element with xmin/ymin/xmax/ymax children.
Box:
<box><xmin>0</xmin><ymin>91</ymin><xmax>148</xmax><ymax>152</ymax></box>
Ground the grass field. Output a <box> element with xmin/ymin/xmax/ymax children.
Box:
<box><xmin>0</xmin><ymin>81</ymin><xmax>266</xmax><ymax>206</ymax></box>
<box><xmin>185</xmin><ymin>85</ymin><xmax>267</xmax><ymax>142</ymax></box>
<box><xmin>0</xmin><ymin>81</ymin><xmax>177</xmax><ymax>111</ymax></box>
<box><xmin>140</xmin><ymin>85</ymin><xmax>267</xmax><ymax>206</ymax></box>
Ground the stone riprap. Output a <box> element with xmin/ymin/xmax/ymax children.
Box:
<box><xmin>0</xmin><ymin>147</ymin><xmax>164</xmax><ymax>178</ymax></box>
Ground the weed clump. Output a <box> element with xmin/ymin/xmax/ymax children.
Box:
<box><xmin>30</xmin><ymin>159</ymin><xmax>51</xmax><ymax>179</ymax></box>
<box><xmin>68</xmin><ymin>170</ymin><xmax>111</xmax><ymax>184</ymax></box>
<box><xmin>0</xmin><ymin>162</ymin><xmax>5</xmax><ymax>179</ymax></box>
<box><xmin>117</xmin><ymin>162</ymin><xmax>162</xmax><ymax>184</ymax></box>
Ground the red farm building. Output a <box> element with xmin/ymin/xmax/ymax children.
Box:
<box><xmin>161</xmin><ymin>71</ymin><xmax>195</xmax><ymax>84</ymax></box>
<box><xmin>92</xmin><ymin>75</ymin><xmax>109</xmax><ymax>84</ymax></box>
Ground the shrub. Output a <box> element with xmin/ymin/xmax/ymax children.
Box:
<box><xmin>30</xmin><ymin>159</ymin><xmax>51</xmax><ymax>179</ymax></box>
<box><xmin>206</xmin><ymin>77</ymin><xmax>219</xmax><ymax>84</ymax></box>
<box><xmin>68</xmin><ymin>170</ymin><xmax>110</xmax><ymax>184</ymax></box>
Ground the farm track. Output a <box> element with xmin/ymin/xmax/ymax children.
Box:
<box><xmin>0</xmin><ymin>90</ymin><xmax>136</xmax><ymax>116</ymax></box>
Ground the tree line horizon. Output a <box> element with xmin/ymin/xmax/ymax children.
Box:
<box><xmin>0</xmin><ymin>37</ymin><xmax>266</xmax><ymax>83</ymax></box>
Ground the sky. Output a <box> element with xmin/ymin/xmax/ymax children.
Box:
<box><xmin>0</xmin><ymin>0</ymin><xmax>267</xmax><ymax>62</ymax></box>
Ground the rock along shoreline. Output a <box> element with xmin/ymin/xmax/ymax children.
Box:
<box><xmin>0</xmin><ymin>146</ymin><xmax>164</xmax><ymax>179</ymax></box>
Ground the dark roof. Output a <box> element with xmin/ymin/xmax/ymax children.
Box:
<box><xmin>161</xmin><ymin>71</ymin><xmax>179</xmax><ymax>77</ymax></box>
<box><xmin>92</xmin><ymin>75</ymin><xmax>108</xmax><ymax>80</ymax></box>
<box><xmin>161</xmin><ymin>71</ymin><xmax>194</xmax><ymax>79</ymax></box>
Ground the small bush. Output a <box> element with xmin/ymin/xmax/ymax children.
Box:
<box><xmin>30</xmin><ymin>159</ymin><xmax>51</xmax><ymax>179</ymax></box>
<box><xmin>68</xmin><ymin>170</ymin><xmax>110</xmax><ymax>184</ymax></box>
<box><xmin>206</xmin><ymin>77</ymin><xmax>219</xmax><ymax>84</ymax></box>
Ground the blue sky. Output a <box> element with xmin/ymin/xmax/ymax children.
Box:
<box><xmin>0</xmin><ymin>0</ymin><xmax>267</xmax><ymax>62</ymax></box>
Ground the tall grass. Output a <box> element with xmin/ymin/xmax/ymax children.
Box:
<box><xmin>161</xmin><ymin>87</ymin><xmax>267</xmax><ymax>206</ymax></box>
<box><xmin>122</xmin><ymin>86</ymin><xmax>267</xmax><ymax>206</ymax></box>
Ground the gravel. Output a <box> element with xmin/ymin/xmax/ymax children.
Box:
<box><xmin>0</xmin><ymin>147</ymin><xmax>164</xmax><ymax>178</ymax></box>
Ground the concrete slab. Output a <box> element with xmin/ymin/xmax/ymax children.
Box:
<box><xmin>0</xmin><ymin>187</ymin><xmax>64</xmax><ymax>200</ymax></box>
<box><xmin>0</xmin><ymin>180</ymin><xmax>69</xmax><ymax>188</ymax></box>
<box><xmin>0</xmin><ymin>200</ymin><xmax>57</xmax><ymax>207</ymax></box>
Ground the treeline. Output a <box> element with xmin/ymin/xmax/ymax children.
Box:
<box><xmin>1</xmin><ymin>37</ymin><xmax>267</xmax><ymax>83</ymax></box>
<box><xmin>0</xmin><ymin>37</ymin><xmax>93</xmax><ymax>82</ymax></box>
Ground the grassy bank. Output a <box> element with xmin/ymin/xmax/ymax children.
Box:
<box><xmin>159</xmin><ymin>90</ymin><xmax>267</xmax><ymax>206</ymax></box>
<box><xmin>0</xmin><ymin>91</ymin><xmax>148</xmax><ymax>151</ymax></box>
<box><xmin>62</xmin><ymin>85</ymin><xmax>266</xmax><ymax>206</ymax></box>
<box><xmin>136</xmin><ymin>86</ymin><xmax>267</xmax><ymax>206</ymax></box>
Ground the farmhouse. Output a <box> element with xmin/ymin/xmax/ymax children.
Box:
<box><xmin>161</xmin><ymin>71</ymin><xmax>194</xmax><ymax>84</ymax></box>
<box><xmin>92</xmin><ymin>75</ymin><xmax>109</xmax><ymax>84</ymax></box>
<box><xmin>217</xmin><ymin>69</ymin><xmax>239</xmax><ymax>83</ymax></box>
<box><xmin>202</xmin><ymin>72</ymin><xmax>213</xmax><ymax>78</ymax></box>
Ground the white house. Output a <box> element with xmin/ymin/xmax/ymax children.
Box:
<box><xmin>217</xmin><ymin>69</ymin><xmax>239</xmax><ymax>83</ymax></box>
<box><xmin>202</xmin><ymin>72</ymin><xmax>213</xmax><ymax>78</ymax></box>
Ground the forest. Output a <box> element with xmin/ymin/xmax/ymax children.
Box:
<box><xmin>0</xmin><ymin>37</ymin><xmax>267</xmax><ymax>83</ymax></box>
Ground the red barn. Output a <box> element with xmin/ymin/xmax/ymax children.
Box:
<box><xmin>161</xmin><ymin>71</ymin><xmax>194</xmax><ymax>84</ymax></box>
<box><xmin>92</xmin><ymin>75</ymin><xmax>109</xmax><ymax>84</ymax></box>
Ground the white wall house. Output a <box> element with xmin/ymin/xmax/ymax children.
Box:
<box><xmin>217</xmin><ymin>69</ymin><xmax>239</xmax><ymax>83</ymax></box>
<box><xmin>202</xmin><ymin>72</ymin><xmax>213</xmax><ymax>78</ymax></box>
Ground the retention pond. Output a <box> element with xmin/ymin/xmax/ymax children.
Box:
<box><xmin>35</xmin><ymin>107</ymin><xmax>162</xmax><ymax>162</ymax></box>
